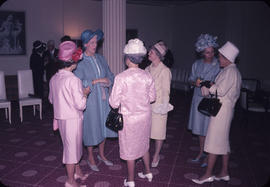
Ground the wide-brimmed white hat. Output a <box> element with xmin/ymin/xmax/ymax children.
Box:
<box><xmin>218</xmin><ymin>41</ymin><xmax>239</xmax><ymax>63</ymax></box>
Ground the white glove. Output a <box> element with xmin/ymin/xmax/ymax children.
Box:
<box><xmin>201</xmin><ymin>86</ymin><xmax>210</xmax><ymax>97</ymax></box>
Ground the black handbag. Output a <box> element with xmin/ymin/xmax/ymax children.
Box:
<box><xmin>198</xmin><ymin>90</ymin><xmax>222</xmax><ymax>117</ymax></box>
<box><xmin>106</xmin><ymin>107</ymin><xmax>123</xmax><ymax>132</ymax></box>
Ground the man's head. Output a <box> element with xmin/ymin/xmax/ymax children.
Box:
<box><xmin>47</xmin><ymin>40</ymin><xmax>55</xmax><ymax>51</ymax></box>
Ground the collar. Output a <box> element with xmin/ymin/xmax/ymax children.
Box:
<box><xmin>150</xmin><ymin>61</ymin><xmax>164</xmax><ymax>69</ymax></box>
<box><xmin>84</xmin><ymin>52</ymin><xmax>96</xmax><ymax>58</ymax></box>
<box><xmin>221</xmin><ymin>63</ymin><xmax>235</xmax><ymax>71</ymax></box>
<box><xmin>58</xmin><ymin>69</ymin><xmax>73</xmax><ymax>75</ymax></box>
<box><xmin>201</xmin><ymin>57</ymin><xmax>218</xmax><ymax>66</ymax></box>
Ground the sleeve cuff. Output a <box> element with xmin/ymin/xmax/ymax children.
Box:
<box><xmin>152</xmin><ymin>103</ymin><xmax>174</xmax><ymax>114</ymax></box>
<box><xmin>209</xmin><ymin>84</ymin><xmax>217</xmax><ymax>94</ymax></box>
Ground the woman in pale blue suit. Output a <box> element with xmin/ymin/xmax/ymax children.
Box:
<box><xmin>74</xmin><ymin>29</ymin><xmax>117</xmax><ymax>172</ymax></box>
<box><xmin>188</xmin><ymin>34</ymin><xmax>220</xmax><ymax>167</ymax></box>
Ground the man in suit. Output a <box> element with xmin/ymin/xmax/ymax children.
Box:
<box><xmin>30</xmin><ymin>40</ymin><xmax>46</xmax><ymax>98</ymax></box>
<box><xmin>43</xmin><ymin>40</ymin><xmax>59</xmax><ymax>83</ymax></box>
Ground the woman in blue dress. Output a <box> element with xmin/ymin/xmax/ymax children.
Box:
<box><xmin>74</xmin><ymin>29</ymin><xmax>117</xmax><ymax>172</ymax></box>
<box><xmin>188</xmin><ymin>34</ymin><xmax>220</xmax><ymax>166</ymax></box>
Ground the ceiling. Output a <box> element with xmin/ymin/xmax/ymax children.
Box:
<box><xmin>127</xmin><ymin>0</ymin><xmax>269</xmax><ymax>7</ymax></box>
<box><xmin>93</xmin><ymin>0</ymin><xmax>269</xmax><ymax>7</ymax></box>
<box><xmin>126</xmin><ymin>0</ymin><xmax>200</xmax><ymax>6</ymax></box>
<box><xmin>92</xmin><ymin>0</ymin><xmax>201</xmax><ymax>6</ymax></box>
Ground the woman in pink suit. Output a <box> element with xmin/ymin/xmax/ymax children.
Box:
<box><xmin>109</xmin><ymin>39</ymin><xmax>156</xmax><ymax>187</ymax></box>
<box><xmin>49</xmin><ymin>41</ymin><xmax>90</xmax><ymax>187</ymax></box>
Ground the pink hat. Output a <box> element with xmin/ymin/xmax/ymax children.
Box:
<box><xmin>58</xmin><ymin>41</ymin><xmax>76</xmax><ymax>62</ymax></box>
<box><xmin>153</xmin><ymin>41</ymin><xmax>167</xmax><ymax>57</ymax></box>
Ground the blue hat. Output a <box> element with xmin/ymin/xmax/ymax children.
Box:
<box><xmin>195</xmin><ymin>34</ymin><xmax>218</xmax><ymax>52</ymax></box>
<box><xmin>81</xmin><ymin>29</ymin><xmax>104</xmax><ymax>45</ymax></box>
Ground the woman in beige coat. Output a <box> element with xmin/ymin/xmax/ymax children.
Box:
<box><xmin>145</xmin><ymin>41</ymin><xmax>173</xmax><ymax>167</ymax></box>
<box><xmin>192</xmin><ymin>41</ymin><xmax>242</xmax><ymax>184</ymax></box>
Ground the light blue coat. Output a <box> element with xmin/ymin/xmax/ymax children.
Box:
<box><xmin>187</xmin><ymin>58</ymin><xmax>220</xmax><ymax>136</ymax></box>
<box><xmin>74</xmin><ymin>53</ymin><xmax>117</xmax><ymax>146</ymax></box>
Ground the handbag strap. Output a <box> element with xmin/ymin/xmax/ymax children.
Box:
<box><xmin>210</xmin><ymin>90</ymin><xmax>218</xmax><ymax>98</ymax></box>
<box><xmin>119</xmin><ymin>103</ymin><xmax>121</xmax><ymax>112</ymax></box>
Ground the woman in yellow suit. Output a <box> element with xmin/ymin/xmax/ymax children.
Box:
<box><xmin>145</xmin><ymin>41</ymin><xmax>173</xmax><ymax>167</ymax></box>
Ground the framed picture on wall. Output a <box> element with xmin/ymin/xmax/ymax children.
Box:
<box><xmin>0</xmin><ymin>11</ymin><xmax>26</xmax><ymax>55</ymax></box>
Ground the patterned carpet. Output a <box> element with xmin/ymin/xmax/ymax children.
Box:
<box><xmin>0</xmin><ymin>90</ymin><xmax>269</xmax><ymax>187</ymax></box>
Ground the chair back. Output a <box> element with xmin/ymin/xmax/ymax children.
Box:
<box><xmin>241</xmin><ymin>79</ymin><xmax>260</xmax><ymax>92</ymax></box>
<box><xmin>171</xmin><ymin>69</ymin><xmax>177</xmax><ymax>82</ymax></box>
<box><xmin>261</xmin><ymin>80</ymin><xmax>270</xmax><ymax>91</ymax></box>
<box><xmin>0</xmin><ymin>71</ymin><xmax>7</xmax><ymax>100</ymax></box>
<box><xmin>17</xmin><ymin>70</ymin><xmax>34</xmax><ymax>98</ymax></box>
<box><xmin>240</xmin><ymin>89</ymin><xmax>247</xmax><ymax>110</ymax></box>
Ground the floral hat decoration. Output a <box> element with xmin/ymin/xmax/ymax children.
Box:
<box><xmin>58</xmin><ymin>41</ymin><xmax>83</xmax><ymax>63</ymax></box>
<box><xmin>195</xmin><ymin>34</ymin><xmax>218</xmax><ymax>53</ymax></box>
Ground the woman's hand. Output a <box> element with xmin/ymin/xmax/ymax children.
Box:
<box><xmin>92</xmin><ymin>78</ymin><xmax>110</xmax><ymax>85</ymax></box>
<box><xmin>195</xmin><ymin>78</ymin><xmax>202</xmax><ymax>87</ymax></box>
<box><xmin>201</xmin><ymin>86</ymin><xmax>210</xmax><ymax>96</ymax></box>
<box><xmin>83</xmin><ymin>86</ymin><xmax>91</xmax><ymax>97</ymax></box>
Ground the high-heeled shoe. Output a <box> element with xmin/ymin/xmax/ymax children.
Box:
<box><xmin>74</xmin><ymin>173</ymin><xmax>89</xmax><ymax>180</ymax></box>
<box><xmin>97</xmin><ymin>155</ymin><xmax>113</xmax><ymax>166</ymax></box>
<box><xmin>214</xmin><ymin>175</ymin><xmax>230</xmax><ymax>181</ymax></box>
<box><xmin>191</xmin><ymin>176</ymin><xmax>214</xmax><ymax>184</ymax></box>
<box><xmin>65</xmin><ymin>181</ymin><xmax>87</xmax><ymax>187</ymax></box>
<box><xmin>200</xmin><ymin>162</ymin><xmax>208</xmax><ymax>168</ymax></box>
<box><xmin>138</xmin><ymin>172</ymin><xmax>153</xmax><ymax>182</ymax></box>
<box><xmin>124</xmin><ymin>179</ymin><xmax>135</xmax><ymax>187</ymax></box>
<box><xmin>191</xmin><ymin>153</ymin><xmax>206</xmax><ymax>163</ymax></box>
<box><xmin>151</xmin><ymin>156</ymin><xmax>160</xmax><ymax>168</ymax></box>
<box><xmin>86</xmin><ymin>160</ymin><xmax>99</xmax><ymax>172</ymax></box>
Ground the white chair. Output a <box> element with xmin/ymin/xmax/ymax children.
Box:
<box><xmin>0</xmin><ymin>71</ymin><xmax>11</xmax><ymax>124</ymax></box>
<box><xmin>17</xmin><ymin>70</ymin><xmax>42</xmax><ymax>122</ymax></box>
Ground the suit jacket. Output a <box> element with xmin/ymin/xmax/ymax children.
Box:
<box><xmin>49</xmin><ymin>69</ymin><xmax>86</xmax><ymax>120</ymax></box>
<box><xmin>44</xmin><ymin>48</ymin><xmax>59</xmax><ymax>82</ymax></box>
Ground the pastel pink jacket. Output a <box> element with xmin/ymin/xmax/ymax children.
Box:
<box><xmin>49</xmin><ymin>70</ymin><xmax>87</xmax><ymax>129</ymax></box>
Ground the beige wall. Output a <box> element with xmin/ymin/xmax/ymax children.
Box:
<box><xmin>1</xmin><ymin>0</ymin><xmax>270</xmax><ymax>80</ymax></box>
<box><xmin>0</xmin><ymin>0</ymin><xmax>102</xmax><ymax>75</ymax></box>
